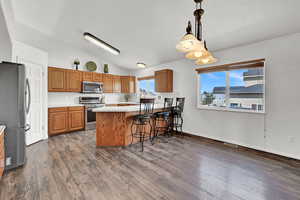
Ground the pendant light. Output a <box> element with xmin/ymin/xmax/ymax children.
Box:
<box><xmin>176</xmin><ymin>22</ymin><xmax>203</xmax><ymax>53</ymax></box>
<box><xmin>176</xmin><ymin>0</ymin><xmax>217</xmax><ymax>65</ymax></box>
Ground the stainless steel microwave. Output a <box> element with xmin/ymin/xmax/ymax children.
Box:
<box><xmin>82</xmin><ymin>81</ymin><xmax>103</xmax><ymax>94</ymax></box>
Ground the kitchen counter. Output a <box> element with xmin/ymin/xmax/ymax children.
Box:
<box><xmin>48</xmin><ymin>104</ymin><xmax>84</xmax><ymax>108</ymax></box>
<box><xmin>94</xmin><ymin>104</ymin><xmax>167</xmax><ymax>147</ymax></box>
<box><xmin>93</xmin><ymin>104</ymin><xmax>164</xmax><ymax>112</ymax></box>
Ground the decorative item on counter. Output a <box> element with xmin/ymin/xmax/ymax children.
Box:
<box><xmin>124</xmin><ymin>94</ymin><xmax>131</xmax><ymax>102</ymax></box>
<box><xmin>86</xmin><ymin>61</ymin><xmax>97</xmax><ymax>72</ymax></box>
<box><xmin>73</xmin><ymin>59</ymin><xmax>80</xmax><ymax>70</ymax></box>
<box><xmin>104</xmin><ymin>64</ymin><xmax>109</xmax><ymax>73</ymax></box>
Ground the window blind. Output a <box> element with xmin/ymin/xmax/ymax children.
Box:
<box><xmin>195</xmin><ymin>58</ymin><xmax>265</xmax><ymax>74</ymax></box>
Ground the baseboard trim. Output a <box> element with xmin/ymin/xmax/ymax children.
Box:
<box><xmin>180</xmin><ymin>132</ymin><xmax>300</xmax><ymax>167</ymax></box>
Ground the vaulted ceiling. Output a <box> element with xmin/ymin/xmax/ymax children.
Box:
<box><xmin>5</xmin><ymin>0</ymin><xmax>300</xmax><ymax>69</ymax></box>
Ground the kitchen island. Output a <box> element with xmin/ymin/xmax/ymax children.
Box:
<box><xmin>93</xmin><ymin>104</ymin><xmax>165</xmax><ymax>147</ymax></box>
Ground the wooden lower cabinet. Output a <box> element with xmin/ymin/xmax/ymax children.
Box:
<box><xmin>48</xmin><ymin>106</ymin><xmax>85</xmax><ymax>136</ymax></box>
<box><xmin>68</xmin><ymin>107</ymin><xmax>85</xmax><ymax>132</ymax></box>
<box><xmin>0</xmin><ymin>130</ymin><xmax>4</xmax><ymax>179</ymax></box>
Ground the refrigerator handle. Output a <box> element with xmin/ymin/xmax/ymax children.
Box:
<box><xmin>25</xmin><ymin>79</ymin><xmax>31</xmax><ymax>114</ymax></box>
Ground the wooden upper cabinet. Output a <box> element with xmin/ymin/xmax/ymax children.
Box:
<box><xmin>93</xmin><ymin>73</ymin><xmax>103</xmax><ymax>83</ymax></box>
<box><xmin>48</xmin><ymin>67</ymin><xmax>67</xmax><ymax>92</ymax></box>
<box><xmin>83</xmin><ymin>71</ymin><xmax>103</xmax><ymax>83</ymax></box>
<box><xmin>113</xmin><ymin>75</ymin><xmax>121</xmax><ymax>93</ymax></box>
<box><xmin>155</xmin><ymin>69</ymin><xmax>173</xmax><ymax>93</ymax></box>
<box><xmin>129</xmin><ymin>76</ymin><xmax>136</xmax><ymax>93</ymax></box>
<box><xmin>103</xmin><ymin>74</ymin><xmax>113</xmax><ymax>93</ymax></box>
<box><xmin>82</xmin><ymin>71</ymin><xmax>94</xmax><ymax>82</ymax></box>
<box><xmin>66</xmin><ymin>70</ymin><xmax>82</xmax><ymax>92</ymax></box>
<box><xmin>48</xmin><ymin>66</ymin><xmax>134</xmax><ymax>93</ymax></box>
<box><xmin>121</xmin><ymin>76</ymin><xmax>136</xmax><ymax>93</ymax></box>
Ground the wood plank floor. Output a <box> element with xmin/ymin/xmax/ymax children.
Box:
<box><xmin>0</xmin><ymin>130</ymin><xmax>300</xmax><ymax>200</ymax></box>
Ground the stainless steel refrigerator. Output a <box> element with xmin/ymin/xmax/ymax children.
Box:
<box><xmin>0</xmin><ymin>61</ymin><xmax>30</xmax><ymax>170</ymax></box>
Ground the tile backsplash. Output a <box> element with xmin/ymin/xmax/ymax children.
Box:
<box><xmin>48</xmin><ymin>93</ymin><xmax>126</xmax><ymax>106</ymax></box>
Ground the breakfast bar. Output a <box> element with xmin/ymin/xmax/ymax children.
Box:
<box><xmin>93</xmin><ymin>105</ymin><xmax>165</xmax><ymax>147</ymax></box>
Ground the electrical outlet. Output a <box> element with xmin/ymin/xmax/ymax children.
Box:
<box><xmin>6</xmin><ymin>157</ymin><xmax>12</xmax><ymax>166</ymax></box>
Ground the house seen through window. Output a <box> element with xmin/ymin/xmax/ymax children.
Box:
<box><xmin>198</xmin><ymin>61</ymin><xmax>265</xmax><ymax>113</ymax></box>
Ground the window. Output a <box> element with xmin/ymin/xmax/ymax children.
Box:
<box><xmin>197</xmin><ymin>59</ymin><xmax>265</xmax><ymax>113</ymax></box>
<box><xmin>200</xmin><ymin>71</ymin><xmax>226</xmax><ymax>108</ymax></box>
<box><xmin>138</xmin><ymin>76</ymin><xmax>155</xmax><ymax>94</ymax></box>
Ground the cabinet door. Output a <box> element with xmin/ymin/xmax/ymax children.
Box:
<box><xmin>66</xmin><ymin>70</ymin><xmax>82</xmax><ymax>92</ymax></box>
<box><xmin>103</xmin><ymin>74</ymin><xmax>113</xmax><ymax>93</ymax></box>
<box><xmin>48</xmin><ymin>108</ymin><xmax>68</xmax><ymax>136</ymax></box>
<box><xmin>0</xmin><ymin>132</ymin><xmax>4</xmax><ymax>179</ymax></box>
<box><xmin>129</xmin><ymin>76</ymin><xmax>136</xmax><ymax>93</ymax></box>
<box><xmin>93</xmin><ymin>73</ymin><xmax>103</xmax><ymax>83</ymax></box>
<box><xmin>48</xmin><ymin>67</ymin><xmax>67</xmax><ymax>92</ymax></box>
<box><xmin>113</xmin><ymin>75</ymin><xmax>121</xmax><ymax>93</ymax></box>
<box><xmin>121</xmin><ymin>76</ymin><xmax>129</xmax><ymax>93</ymax></box>
<box><xmin>82</xmin><ymin>71</ymin><xmax>94</xmax><ymax>82</ymax></box>
<box><xmin>155</xmin><ymin>69</ymin><xmax>173</xmax><ymax>93</ymax></box>
<box><xmin>68</xmin><ymin>108</ymin><xmax>85</xmax><ymax>132</ymax></box>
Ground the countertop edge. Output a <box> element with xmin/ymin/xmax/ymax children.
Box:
<box><xmin>93</xmin><ymin>104</ymin><xmax>165</xmax><ymax>113</ymax></box>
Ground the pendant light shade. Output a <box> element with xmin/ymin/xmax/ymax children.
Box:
<box><xmin>176</xmin><ymin>34</ymin><xmax>200</xmax><ymax>53</ymax></box>
<box><xmin>176</xmin><ymin>0</ymin><xmax>218</xmax><ymax>65</ymax></box>
<box><xmin>185</xmin><ymin>44</ymin><xmax>208</xmax><ymax>60</ymax></box>
<box><xmin>196</xmin><ymin>55</ymin><xmax>218</xmax><ymax>65</ymax></box>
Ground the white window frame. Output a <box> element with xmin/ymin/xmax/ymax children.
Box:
<box><xmin>197</xmin><ymin>64</ymin><xmax>266</xmax><ymax>114</ymax></box>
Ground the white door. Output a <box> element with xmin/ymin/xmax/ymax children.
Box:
<box><xmin>20</xmin><ymin>59</ymin><xmax>44</xmax><ymax>145</ymax></box>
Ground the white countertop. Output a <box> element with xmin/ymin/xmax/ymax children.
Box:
<box><xmin>117</xmin><ymin>102</ymin><xmax>139</xmax><ymax>105</ymax></box>
<box><xmin>48</xmin><ymin>104</ymin><xmax>84</xmax><ymax>108</ymax></box>
<box><xmin>48</xmin><ymin>102</ymin><xmax>139</xmax><ymax>108</ymax></box>
<box><xmin>0</xmin><ymin>125</ymin><xmax>5</xmax><ymax>135</ymax></box>
<box><xmin>93</xmin><ymin>104</ymin><xmax>165</xmax><ymax>112</ymax></box>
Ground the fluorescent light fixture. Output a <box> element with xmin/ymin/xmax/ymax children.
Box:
<box><xmin>83</xmin><ymin>32</ymin><xmax>120</xmax><ymax>55</ymax></box>
<box><xmin>137</xmin><ymin>62</ymin><xmax>147</xmax><ymax>68</ymax></box>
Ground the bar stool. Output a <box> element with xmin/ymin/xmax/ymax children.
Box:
<box><xmin>130</xmin><ymin>98</ymin><xmax>155</xmax><ymax>152</ymax></box>
<box><xmin>172</xmin><ymin>97</ymin><xmax>185</xmax><ymax>136</ymax></box>
<box><xmin>152</xmin><ymin>98</ymin><xmax>174</xmax><ymax>143</ymax></box>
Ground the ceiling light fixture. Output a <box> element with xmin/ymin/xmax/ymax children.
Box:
<box><xmin>137</xmin><ymin>62</ymin><xmax>147</xmax><ymax>68</ymax></box>
<box><xmin>176</xmin><ymin>0</ymin><xmax>217</xmax><ymax>65</ymax></box>
<box><xmin>83</xmin><ymin>32</ymin><xmax>120</xmax><ymax>55</ymax></box>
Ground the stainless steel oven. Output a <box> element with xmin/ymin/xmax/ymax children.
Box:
<box><xmin>82</xmin><ymin>81</ymin><xmax>103</xmax><ymax>94</ymax></box>
<box><xmin>79</xmin><ymin>97</ymin><xmax>104</xmax><ymax>130</ymax></box>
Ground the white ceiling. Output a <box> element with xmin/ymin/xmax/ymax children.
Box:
<box><xmin>7</xmin><ymin>0</ymin><xmax>300</xmax><ymax>69</ymax></box>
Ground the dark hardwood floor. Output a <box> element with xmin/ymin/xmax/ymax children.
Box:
<box><xmin>0</xmin><ymin>130</ymin><xmax>300</xmax><ymax>200</ymax></box>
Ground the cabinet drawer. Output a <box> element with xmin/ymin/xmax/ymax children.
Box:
<box><xmin>49</xmin><ymin>107</ymin><xmax>68</xmax><ymax>113</ymax></box>
<box><xmin>68</xmin><ymin>106</ymin><xmax>84</xmax><ymax>111</ymax></box>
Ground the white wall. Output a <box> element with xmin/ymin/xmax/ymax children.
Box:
<box><xmin>133</xmin><ymin>33</ymin><xmax>300</xmax><ymax>160</ymax></box>
<box><xmin>0</xmin><ymin>3</ymin><xmax>12</xmax><ymax>61</ymax></box>
<box><xmin>47</xmin><ymin>45</ymin><xmax>131</xmax><ymax>105</ymax></box>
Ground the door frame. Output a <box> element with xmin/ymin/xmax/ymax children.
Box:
<box><xmin>11</xmin><ymin>40</ymin><xmax>48</xmax><ymax>143</ymax></box>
